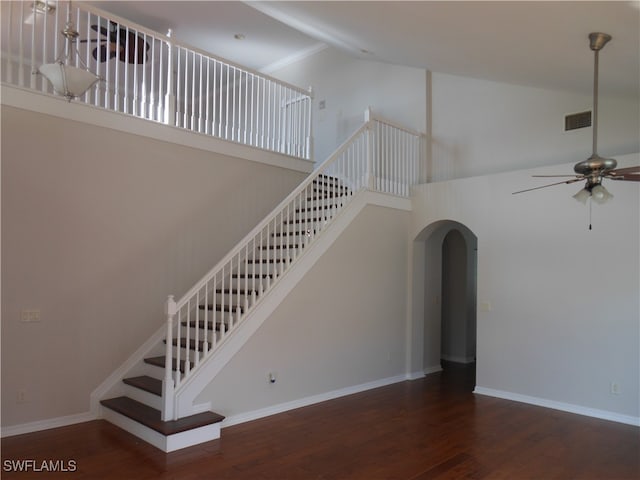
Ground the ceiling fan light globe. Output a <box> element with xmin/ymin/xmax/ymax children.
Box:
<box><xmin>591</xmin><ymin>184</ymin><xmax>613</xmax><ymax>204</ymax></box>
<box><xmin>573</xmin><ymin>187</ymin><xmax>591</xmax><ymax>204</ymax></box>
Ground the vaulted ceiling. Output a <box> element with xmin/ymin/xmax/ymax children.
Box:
<box><xmin>91</xmin><ymin>1</ymin><xmax>639</xmax><ymax>98</ymax></box>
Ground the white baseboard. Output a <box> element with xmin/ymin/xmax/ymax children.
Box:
<box><xmin>441</xmin><ymin>354</ymin><xmax>475</xmax><ymax>364</ymax></box>
<box><xmin>406</xmin><ymin>370</ymin><xmax>429</xmax><ymax>380</ymax></box>
<box><xmin>474</xmin><ymin>386</ymin><xmax>640</xmax><ymax>427</ymax></box>
<box><xmin>221</xmin><ymin>373</ymin><xmax>409</xmax><ymax>428</ymax></box>
<box><xmin>423</xmin><ymin>365</ymin><xmax>443</xmax><ymax>375</ymax></box>
<box><xmin>1</xmin><ymin>411</ymin><xmax>97</xmax><ymax>438</ymax></box>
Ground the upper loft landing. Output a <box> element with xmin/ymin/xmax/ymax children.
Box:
<box><xmin>0</xmin><ymin>1</ymin><xmax>313</xmax><ymax>171</ymax></box>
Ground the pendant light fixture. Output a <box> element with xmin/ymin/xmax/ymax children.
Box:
<box><xmin>38</xmin><ymin>1</ymin><xmax>100</xmax><ymax>101</ymax></box>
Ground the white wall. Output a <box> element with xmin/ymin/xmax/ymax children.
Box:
<box><xmin>196</xmin><ymin>204</ymin><xmax>410</xmax><ymax>420</ymax></box>
<box><xmin>1</xmin><ymin>106</ymin><xmax>308</xmax><ymax>428</ymax></box>
<box><xmin>410</xmin><ymin>153</ymin><xmax>640</xmax><ymax>422</ymax></box>
<box><xmin>430</xmin><ymin>72</ymin><xmax>640</xmax><ymax>181</ymax></box>
<box><xmin>271</xmin><ymin>47</ymin><xmax>427</xmax><ymax>164</ymax></box>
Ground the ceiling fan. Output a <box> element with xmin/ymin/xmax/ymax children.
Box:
<box><xmin>79</xmin><ymin>21</ymin><xmax>150</xmax><ymax>65</ymax></box>
<box><xmin>513</xmin><ymin>32</ymin><xmax>640</xmax><ymax>204</ymax></box>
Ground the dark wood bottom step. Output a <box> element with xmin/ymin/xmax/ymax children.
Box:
<box><xmin>123</xmin><ymin>376</ymin><xmax>162</xmax><ymax>396</ymax></box>
<box><xmin>101</xmin><ymin>396</ymin><xmax>224</xmax><ymax>436</ymax></box>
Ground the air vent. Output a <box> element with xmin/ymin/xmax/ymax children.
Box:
<box><xmin>565</xmin><ymin>111</ymin><xmax>592</xmax><ymax>131</ymax></box>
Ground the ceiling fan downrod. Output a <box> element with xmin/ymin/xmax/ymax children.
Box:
<box><xmin>574</xmin><ymin>32</ymin><xmax>616</xmax><ymax>176</ymax></box>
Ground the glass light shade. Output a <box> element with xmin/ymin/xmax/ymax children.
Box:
<box><xmin>39</xmin><ymin>61</ymin><xmax>100</xmax><ymax>100</ymax></box>
<box><xmin>572</xmin><ymin>187</ymin><xmax>591</xmax><ymax>204</ymax></box>
<box><xmin>590</xmin><ymin>184</ymin><xmax>613</xmax><ymax>205</ymax></box>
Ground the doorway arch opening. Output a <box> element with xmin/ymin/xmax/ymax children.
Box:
<box><xmin>411</xmin><ymin>220</ymin><xmax>478</xmax><ymax>388</ymax></box>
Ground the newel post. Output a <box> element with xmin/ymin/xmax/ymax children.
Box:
<box><xmin>162</xmin><ymin>295</ymin><xmax>177</xmax><ymax>421</ymax></box>
<box><xmin>163</xmin><ymin>29</ymin><xmax>176</xmax><ymax>126</ymax></box>
<box><xmin>365</xmin><ymin>107</ymin><xmax>375</xmax><ymax>190</ymax></box>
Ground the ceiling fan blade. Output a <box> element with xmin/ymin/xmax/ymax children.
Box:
<box><xmin>606</xmin><ymin>165</ymin><xmax>640</xmax><ymax>181</ymax></box>
<box><xmin>609</xmin><ymin>166</ymin><xmax>640</xmax><ymax>175</ymax></box>
<box><xmin>608</xmin><ymin>175</ymin><xmax>640</xmax><ymax>182</ymax></box>
<box><xmin>532</xmin><ymin>174</ymin><xmax>581</xmax><ymax>178</ymax></box>
<box><xmin>512</xmin><ymin>178</ymin><xmax>584</xmax><ymax>195</ymax></box>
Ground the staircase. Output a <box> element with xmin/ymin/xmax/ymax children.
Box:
<box><xmin>97</xmin><ymin>110</ymin><xmax>424</xmax><ymax>452</ymax></box>
<box><xmin>99</xmin><ymin>174</ymin><xmax>351</xmax><ymax>451</ymax></box>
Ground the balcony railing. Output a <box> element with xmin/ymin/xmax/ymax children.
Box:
<box><xmin>0</xmin><ymin>0</ymin><xmax>313</xmax><ymax>160</ymax></box>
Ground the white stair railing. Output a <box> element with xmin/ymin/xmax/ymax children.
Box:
<box><xmin>0</xmin><ymin>1</ymin><xmax>312</xmax><ymax>160</ymax></box>
<box><xmin>161</xmin><ymin>108</ymin><xmax>424</xmax><ymax>420</ymax></box>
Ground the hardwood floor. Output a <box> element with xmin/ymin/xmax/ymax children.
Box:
<box><xmin>2</xmin><ymin>363</ymin><xmax>639</xmax><ymax>479</ymax></box>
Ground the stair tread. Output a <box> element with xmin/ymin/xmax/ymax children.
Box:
<box><xmin>259</xmin><ymin>244</ymin><xmax>299</xmax><ymax>250</ymax></box>
<box><xmin>182</xmin><ymin>320</ymin><xmax>228</xmax><ymax>330</ymax></box>
<box><xmin>166</xmin><ymin>337</ymin><xmax>206</xmax><ymax>350</ymax></box>
<box><xmin>198</xmin><ymin>304</ymin><xmax>243</xmax><ymax>312</ymax></box>
<box><xmin>101</xmin><ymin>396</ymin><xmax>224</xmax><ymax>436</ymax></box>
<box><xmin>123</xmin><ymin>375</ymin><xmax>162</xmax><ymax>396</ymax></box>
<box><xmin>215</xmin><ymin>288</ymin><xmax>259</xmax><ymax>294</ymax></box>
<box><xmin>232</xmin><ymin>273</ymin><xmax>273</xmax><ymax>279</ymax></box>
<box><xmin>144</xmin><ymin>356</ymin><xmax>186</xmax><ymax>373</ymax></box>
<box><xmin>247</xmin><ymin>258</ymin><xmax>291</xmax><ymax>264</ymax></box>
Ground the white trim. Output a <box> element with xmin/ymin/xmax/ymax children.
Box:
<box><xmin>406</xmin><ymin>370</ymin><xmax>429</xmax><ymax>380</ymax></box>
<box><xmin>0</xmin><ymin>411</ymin><xmax>97</xmax><ymax>438</ymax></box>
<box><xmin>441</xmin><ymin>354</ymin><xmax>475</xmax><ymax>364</ymax></box>
<box><xmin>100</xmin><ymin>407</ymin><xmax>221</xmax><ymax>453</ymax></box>
<box><xmin>423</xmin><ymin>365</ymin><xmax>443</xmax><ymax>375</ymax></box>
<box><xmin>221</xmin><ymin>373</ymin><xmax>410</xmax><ymax>428</ymax></box>
<box><xmin>1</xmin><ymin>85</ymin><xmax>314</xmax><ymax>175</ymax></box>
<box><xmin>474</xmin><ymin>386</ymin><xmax>640</xmax><ymax>427</ymax></box>
<box><xmin>365</xmin><ymin>191</ymin><xmax>413</xmax><ymax>211</ymax></box>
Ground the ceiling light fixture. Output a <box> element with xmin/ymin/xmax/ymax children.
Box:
<box><xmin>32</xmin><ymin>1</ymin><xmax>55</xmax><ymax>14</ymax></box>
<box><xmin>24</xmin><ymin>1</ymin><xmax>56</xmax><ymax>25</ymax></box>
<box><xmin>234</xmin><ymin>33</ymin><xmax>246</xmax><ymax>40</ymax></box>
<box><xmin>38</xmin><ymin>1</ymin><xmax>100</xmax><ymax>101</ymax></box>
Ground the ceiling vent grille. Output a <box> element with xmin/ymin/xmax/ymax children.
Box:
<box><xmin>565</xmin><ymin>111</ymin><xmax>592</xmax><ymax>131</ymax></box>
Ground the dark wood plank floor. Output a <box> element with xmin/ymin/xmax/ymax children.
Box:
<box><xmin>2</xmin><ymin>363</ymin><xmax>639</xmax><ymax>479</ymax></box>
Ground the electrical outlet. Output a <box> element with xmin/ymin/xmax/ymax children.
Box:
<box><xmin>17</xmin><ymin>390</ymin><xmax>29</xmax><ymax>404</ymax></box>
<box><xmin>21</xmin><ymin>309</ymin><xmax>41</xmax><ymax>323</ymax></box>
<box><xmin>610</xmin><ymin>382</ymin><xmax>621</xmax><ymax>395</ymax></box>
<box><xmin>479</xmin><ymin>301</ymin><xmax>492</xmax><ymax>312</ymax></box>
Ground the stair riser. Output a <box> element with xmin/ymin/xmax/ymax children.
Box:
<box><xmin>281</xmin><ymin>219</ymin><xmax>332</xmax><ymax>228</ymax></box>
<box><xmin>123</xmin><ymin>383</ymin><xmax>163</xmax><ymax>410</ymax></box>
<box><xmin>101</xmin><ymin>407</ymin><xmax>222</xmax><ymax>453</ymax></box>
<box><xmin>294</xmin><ymin>199</ymin><xmax>345</xmax><ymax>212</ymax></box>
<box><xmin>253</xmin><ymin>247</ymin><xmax>303</xmax><ymax>259</ymax></box>
<box><xmin>211</xmin><ymin>292</ymin><xmax>256</xmax><ymax>306</ymax></box>
<box><xmin>243</xmin><ymin>260</ymin><xmax>293</xmax><ymax>272</ymax></box>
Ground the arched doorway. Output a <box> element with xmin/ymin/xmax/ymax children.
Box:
<box><xmin>411</xmin><ymin>220</ymin><xmax>477</xmax><ymax>389</ymax></box>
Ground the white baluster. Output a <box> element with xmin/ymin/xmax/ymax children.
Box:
<box><xmin>162</xmin><ymin>295</ymin><xmax>176</xmax><ymax>421</ymax></box>
<box><xmin>194</xmin><ymin>291</ymin><xmax>200</xmax><ymax>367</ymax></box>
<box><xmin>203</xmin><ymin>282</ymin><xmax>209</xmax><ymax>355</ymax></box>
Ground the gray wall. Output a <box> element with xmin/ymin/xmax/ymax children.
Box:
<box><xmin>411</xmin><ymin>153</ymin><xmax>640</xmax><ymax>421</ymax></box>
<box><xmin>1</xmin><ymin>106</ymin><xmax>307</xmax><ymax>427</ymax></box>
<box><xmin>196</xmin><ymin>204</ymin><xmax>411</xmax><ymax>420</ymax></box>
